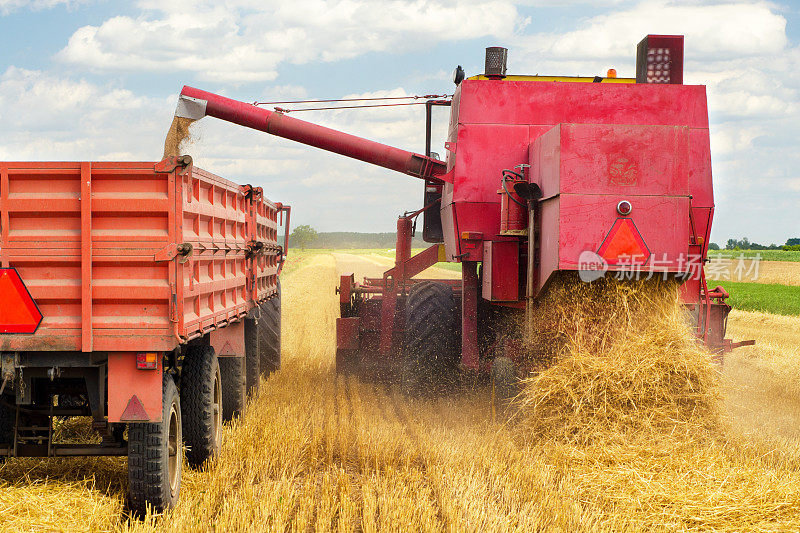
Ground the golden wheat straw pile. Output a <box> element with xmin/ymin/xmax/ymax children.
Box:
<box><xmin>517</xmin><ymin>275</ymin><xmax>720</xmax><ymax>444</ymax></box>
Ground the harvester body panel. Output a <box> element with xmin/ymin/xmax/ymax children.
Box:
<box><xmin>532</xmin><ymin>123</ymin><xmax>691</xmax><ymax>291</ymax></box>
<box><xmin>442</xmin><ymin>80</ymin><xmax>712</xmax><ymax>273</ymax></box>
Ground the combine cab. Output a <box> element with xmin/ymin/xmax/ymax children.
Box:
<box><xmin>170</xmin><ymin>35</ymin><xmax>751</xmax><ymax>401</ymax></box>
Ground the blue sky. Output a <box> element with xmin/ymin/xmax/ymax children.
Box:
<box><xmin>1</xmin><ymin>0</ymin><xmax>798</xmax><ymax>245</ymax></box>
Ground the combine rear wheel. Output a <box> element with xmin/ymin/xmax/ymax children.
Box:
<box><xmin>259</xmin><ymin>281</ymin><xmax>281</xmax><ymax>375</ymax></box>
<box><xmin>127</xmin><ymin>372</ymin><xmax>182</xmax><ymax>515</ymax></box>
<box><xmin>0</xmin><ymin>394</ymin><xmax>13</xmax><ymax>462</ymax></box>
<box><xmin>180</xmin><ymin>345</ymin><xmax>222</xmax><ymax>467</ymax></box>
<box><xmin>401</xmin><ymin>281</ymin><xmax>460</xmax><ymax>396</ymax></box>
<box><xmin>490</xmin><ymin>356</ymin><xmax>518</xmax><ymax>417</ymax></box>
<box><xmin>218</xmin><ymin>357</ymin><xmax>246</xmax><ymax>420</ymax></box>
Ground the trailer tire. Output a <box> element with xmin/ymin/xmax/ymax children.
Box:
<box><xmin>218</xmin><ymin>356</ymin><xmax>246</xmax><ymax>420</ymax></box>
<box><xmin>181</xmin><ymin>345</ymin><xmax>222</xmax><ymax>467</ymax></box>
<box><xmin>259</xmin><ymin>280</ymin><xmax>281</xmax><ymax>375</ymax></box>
<box><xmin>401</xmin><ymin>281</ymin><xmax>459</xmax><ymax>396</ymax></box>
<box><xmin>244</xmin><ymin>317</ymin><xmax>260</xmax><ymax>394</ymax></box>
<box><xmin>490</xmin><ymin>356</ymin><xmax>518</xmax><ymax>416</ymax></box>
<box><xmin>0</xmin><ymin>395</ymin><xmax>14</xmax><ymax>461</ymax></box>
<box><xmin>127</xmin><ymin>372</ymin><xmax>182</xmax><ymax>515</ymax></box>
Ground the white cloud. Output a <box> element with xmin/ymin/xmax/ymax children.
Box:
<box><xmin>0</xmin><ymin>66</ymin><xmax>168</xmax><ymax>159</ymax></box>
<box><xmin>0</xmin><ymin>0</ymin><xmax>87</xmax><ymax>14</ymax></box>
<box><xmin>519</xmin><ymin>0</ymin><xmax>786</xmax><ymax>60</ymax></box>
<box><xmin>57</xmin><ymin>0</ymin><xmax>524</xmax><ymax>82</ymax></box>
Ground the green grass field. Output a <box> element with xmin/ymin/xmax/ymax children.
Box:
<box><xmin>714</xmin><ymin>280</ymin><xmax>800</xmax><ymax>316</ymax></box>
<box><xmin>709</xmin><ymin>250</ymin><xmax>800</xmax><ymax>262</ymax></box>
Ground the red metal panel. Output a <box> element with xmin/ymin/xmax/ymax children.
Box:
<box><xmin>455</xmin><ymin>80</ymin><xmax>708</xmax><ymax>128</ymax></box>
<box><xmin>534</xmin><ymin>124</ymin><xmax>690</xmax><ymax>198</ymax></box>
<box><xmin>0</xmin><ymin>162</ymin><xmax>175</xmax><ymax>352</ymax></box>
<box><xmin>209</xmin><ymin>320</ymin><xmax>245</xmax><ymax>357</ymax></box>
<box><xmin>0</xmin><ymin>165</ymin><xmax>8</xmax><ymax>267</ymax></box>
<box><xmin>537</xmin><ymin>194</ymin><xmax>690</xmax><ymax>291</ymax></box>
<box><xmin>80</xmin><ymin>163</ymin><xmax>92</xmax><ymax>352</ymax></box>
<box><xmin>452</xmin><ymin>124</ymin><xmax>530</xmax><ymax>204</ymax></box>
<box><xmin>0</xmin><ymin>160</ymin><xmax>275</xmax><ymax>352</ymax></box>
<box><xmin>337</xmin><ymin>317</ymin><xmax>360</xmax><ymax>350</ymax></box>
<box><xmin>442</xmin><ymin>80</ymin><xmax>710</xmax><ymax>270</ymax></box>
<box><xmin>461</xmin><ymin>261</ymin><xmax>479</xmax><ymax>370</ymax></box>
<box><xmin>482</xmin><ymin>241</ymin><xmax>519</xmax><ymax>302</ymax></box>
<box><xmin>531</xmin><ymin>123</ymin><xmax>691</xmax><ymax>292</ymax></box>
<box><xmin>107</xmin><ymin>351</ymin><xmax>163</xmax><ymax>423</ymax></box>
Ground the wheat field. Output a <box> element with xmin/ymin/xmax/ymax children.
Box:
<box><xmin>3</xmin><ymin>253</ymin><xmax>800</xmax><ymax>531</ymax></box>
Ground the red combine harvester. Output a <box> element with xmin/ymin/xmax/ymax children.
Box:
<box><xmin>173</xmin><ymin>35</ymin><xmax>750</xmax><ymax>398</ymax></box>
<box><xmin>0</xmin><ymin>158</ymin><xmax>289</xmax><ymax>512</ymax></box>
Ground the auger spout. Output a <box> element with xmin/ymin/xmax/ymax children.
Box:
<box><xmin>176</xmin><ymin>86</ymin><xmax>449</xmax><ymax>182</ymax></box>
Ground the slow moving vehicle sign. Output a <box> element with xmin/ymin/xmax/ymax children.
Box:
<box><xmin>0</xmin><ymin>267</ymin><xmax>43</xmax><ymax>334</ymax></box>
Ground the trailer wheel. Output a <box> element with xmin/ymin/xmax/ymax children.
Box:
<box><xmin>259</xmin><ymin>281</ymin><xmax>281</xmax><ymax>375</ymax></box>
<box><xmin>181</xmin><ymin>345</ymin><xmax>222</xmax><ymax>467</ymax></box>
<box><xmin>218</xmin><ymin>357</ymin><xmax>246</xmax><ymax>420</ymax></box>
<box><xmin>490</xmin><ymin>356</ymin><xmax>518</xmax><ymax>417</ymax></box>
<box><xmin>401</xmin><ymin>281</ymin><xmax>459</xmax><ymax>396</ymax></box>
<box><xmin>0</xmin><ymin>395</ymin><xmax>14</xmax><ymax>462</ymax></box>
<box><xmin>244</xmin><ymin>316</ymin><xmax>260</xmax><ymax>394</ymax></box>
<box><xmin>127</xmin><ymin>372</ymin><xmax>182</xmax><ymax>515</ymax></box>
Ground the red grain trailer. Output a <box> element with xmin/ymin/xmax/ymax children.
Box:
<box><xmin>0</xmin><ymin>156</ymin><xmax>289</xmax><ymax>512</ymax></box>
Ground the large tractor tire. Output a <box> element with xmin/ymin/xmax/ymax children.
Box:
<box><xmin>259</xmin><ymin>281</ymin><xmax>281</xmax><ymax>375</ymax></box>
<box><xmin>401</xmin><ymin>281</ymin><xmax>460</xmax><ymax>396</ymax></box>
<box><xmin>128</xmin><ymin>372</ymin><xmax>182</xmax><ymax>515</ymax></box>
<box><xmin>490</xmin><ymin>356</ymin><xmax>518</xmax><ymax>417</ymax></box>
<box><xmin>181</xmin><ymin>345</ymin><xmax>222</xmax><ymax>467</ymax></box>
<box><xmin>218</xmin><ymin>356</ymin><xmax>246</xmax><ymax>421</ymax></box>
<box><xmin>0</xmin><ymin>395</ymin><xmax>14</xmax><ymax>462</ymax></box>
<box><xmin>244</xmin><ymin>316</ymin><xmax>260</xmax><ymax>395</ymax></box>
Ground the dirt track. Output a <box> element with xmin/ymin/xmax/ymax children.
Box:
<box><xmin>724</xmin><ymin>310</ymin><xmax>800</xmax><ymax>441</ymax></box>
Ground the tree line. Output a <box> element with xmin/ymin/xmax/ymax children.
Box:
<box><xmin>287</xmin><ymin>226</ymin><xmax>800</xmax><ymax>253</ymax></box>
<box><xmin>708</xmin><ymin>237</ymin><xmax>800</xmax><ymax>251</ymax></box>
<box><xmin>287</xmin><ymin>225</ymin><xmax>427</xmax><ymax>250</ymax></box>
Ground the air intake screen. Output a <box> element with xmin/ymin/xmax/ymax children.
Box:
<box><xmin>484</xmin><ymin>47</ymin><xmax>508</xmax><ymax>77</ymax></box>
<box><xmin>636</xmin><ymin>35</ymin><xmax>684</xmax><ymax>84</ymax></box>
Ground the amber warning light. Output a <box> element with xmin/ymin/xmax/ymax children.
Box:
<box><xmin>136</xmin><ymin>352</ymin><xmax>158</xmax><ymax>370</ymax></box>
<box><xmin>0</xmin><ymin>268</ymin><xmax>43</xmax><ymax>334</ymax></box>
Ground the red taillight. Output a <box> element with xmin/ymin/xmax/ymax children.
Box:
<box><xmin>136</xmin><ymin>352</ymin><xmax>158</xmax><ymax>370</ymax></box>
<box><xmin>0</xmin><ymin>268</ymin><xmax>43</xmax><ymax>334</ymax></box>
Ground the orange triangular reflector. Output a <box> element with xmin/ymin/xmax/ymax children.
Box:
<box><xmin>120</xmin><ymin>395</ymin><xmax>149</xmax><ymax>421</ymax></box>
<box><xmin>0</xmin><ymin>268</ymin><xmax>43</xmax><ymax>334</ymax></box>
<box><xmin>597</xmin><ymin>219</ymin><xmax>650</xmax><ymax>265</ymax></box>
